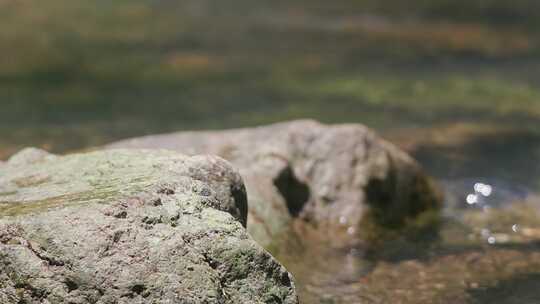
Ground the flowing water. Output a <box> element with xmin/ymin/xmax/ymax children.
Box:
<box><xmin>1</xmin><ymin>0</ymin><xmax>540</xmax><ymax>303</ymax></box>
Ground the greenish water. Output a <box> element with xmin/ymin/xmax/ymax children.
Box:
<box><xmin>2</xmin><ymin>0</ymin><xmax>540</xmax><ymax>303</ymax></box>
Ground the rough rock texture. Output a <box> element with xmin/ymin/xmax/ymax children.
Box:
<box><xmin>6</xmin><ymin>147</ymin><xmax>57</xmax><ymax>166</ymax></box>
<box><xmin>108</xmin><ymin>120</ymin><xmax>442</xmax><ymax>246</ymax></box>
<box><xmin>0</xmin><ymin>149</ymin><xmax>298</xmax><ymax>304</ymax></box>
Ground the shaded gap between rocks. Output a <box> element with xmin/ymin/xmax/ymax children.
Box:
<box><xmin>273</xmin><ymin>166</ymin><xmax>310</xmax><ymax>217</ymax></box>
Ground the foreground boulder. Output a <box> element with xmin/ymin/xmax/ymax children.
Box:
<box><xmin>108</xmin><ymin>120</ymin><xmax>442</xmax><ymax>246</ymax></box>
<box><xmin>0</xmin><ymin>149</ymin><xmax>298</xmax><ymax>304</ymax></box>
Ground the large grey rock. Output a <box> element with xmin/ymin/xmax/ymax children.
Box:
<box><xmin>108</xmin><ymin>120</ymin><xmax>442</xmax><ymax>247</ymax></box>
<box><xmin>0</xmin><ymin>149</ymin><xmax>298</xmax><ymax>304</ymax></box>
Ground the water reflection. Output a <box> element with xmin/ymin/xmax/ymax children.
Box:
<box><xmin>409</xmin><ymin>128</ymin><xmax>540</xmax><ymax>193</ymax></box>
<box><xmin>445</xmin><ymin>179</ymin><xmax>533</xmax><ymax>245</ymax></box>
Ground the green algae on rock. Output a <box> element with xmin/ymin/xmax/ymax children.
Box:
<box><xmin>0</xmin><ymin>148</ymin><xmax>298</xmax><ymax>304</ymax></box>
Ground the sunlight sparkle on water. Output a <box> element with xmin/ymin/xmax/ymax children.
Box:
<box><xmin>474</xmin><ymin>183</ymin><xmax>493</xmax><ymax>197</ymax></box>
<box><xmin>466</xmin><ymin>194</ymin><xmax>478</xmax><ymax>204</ymax></box>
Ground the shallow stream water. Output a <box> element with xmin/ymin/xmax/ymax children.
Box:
<box><xmin>273</xmin><ymin>177</ymin><xmax>540</xmax><ymax>303</ymax></box>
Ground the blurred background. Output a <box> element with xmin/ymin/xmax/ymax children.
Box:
<box><xmin>1</xmin><ymin>0</ymin><xmax>539</xmax><ymax>191</ymax></box>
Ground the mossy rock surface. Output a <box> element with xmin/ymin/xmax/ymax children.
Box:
<box><xmin>0</xmin><ymin>149</ymin><xmax>298</xmax><ymax>304</ymax></box>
